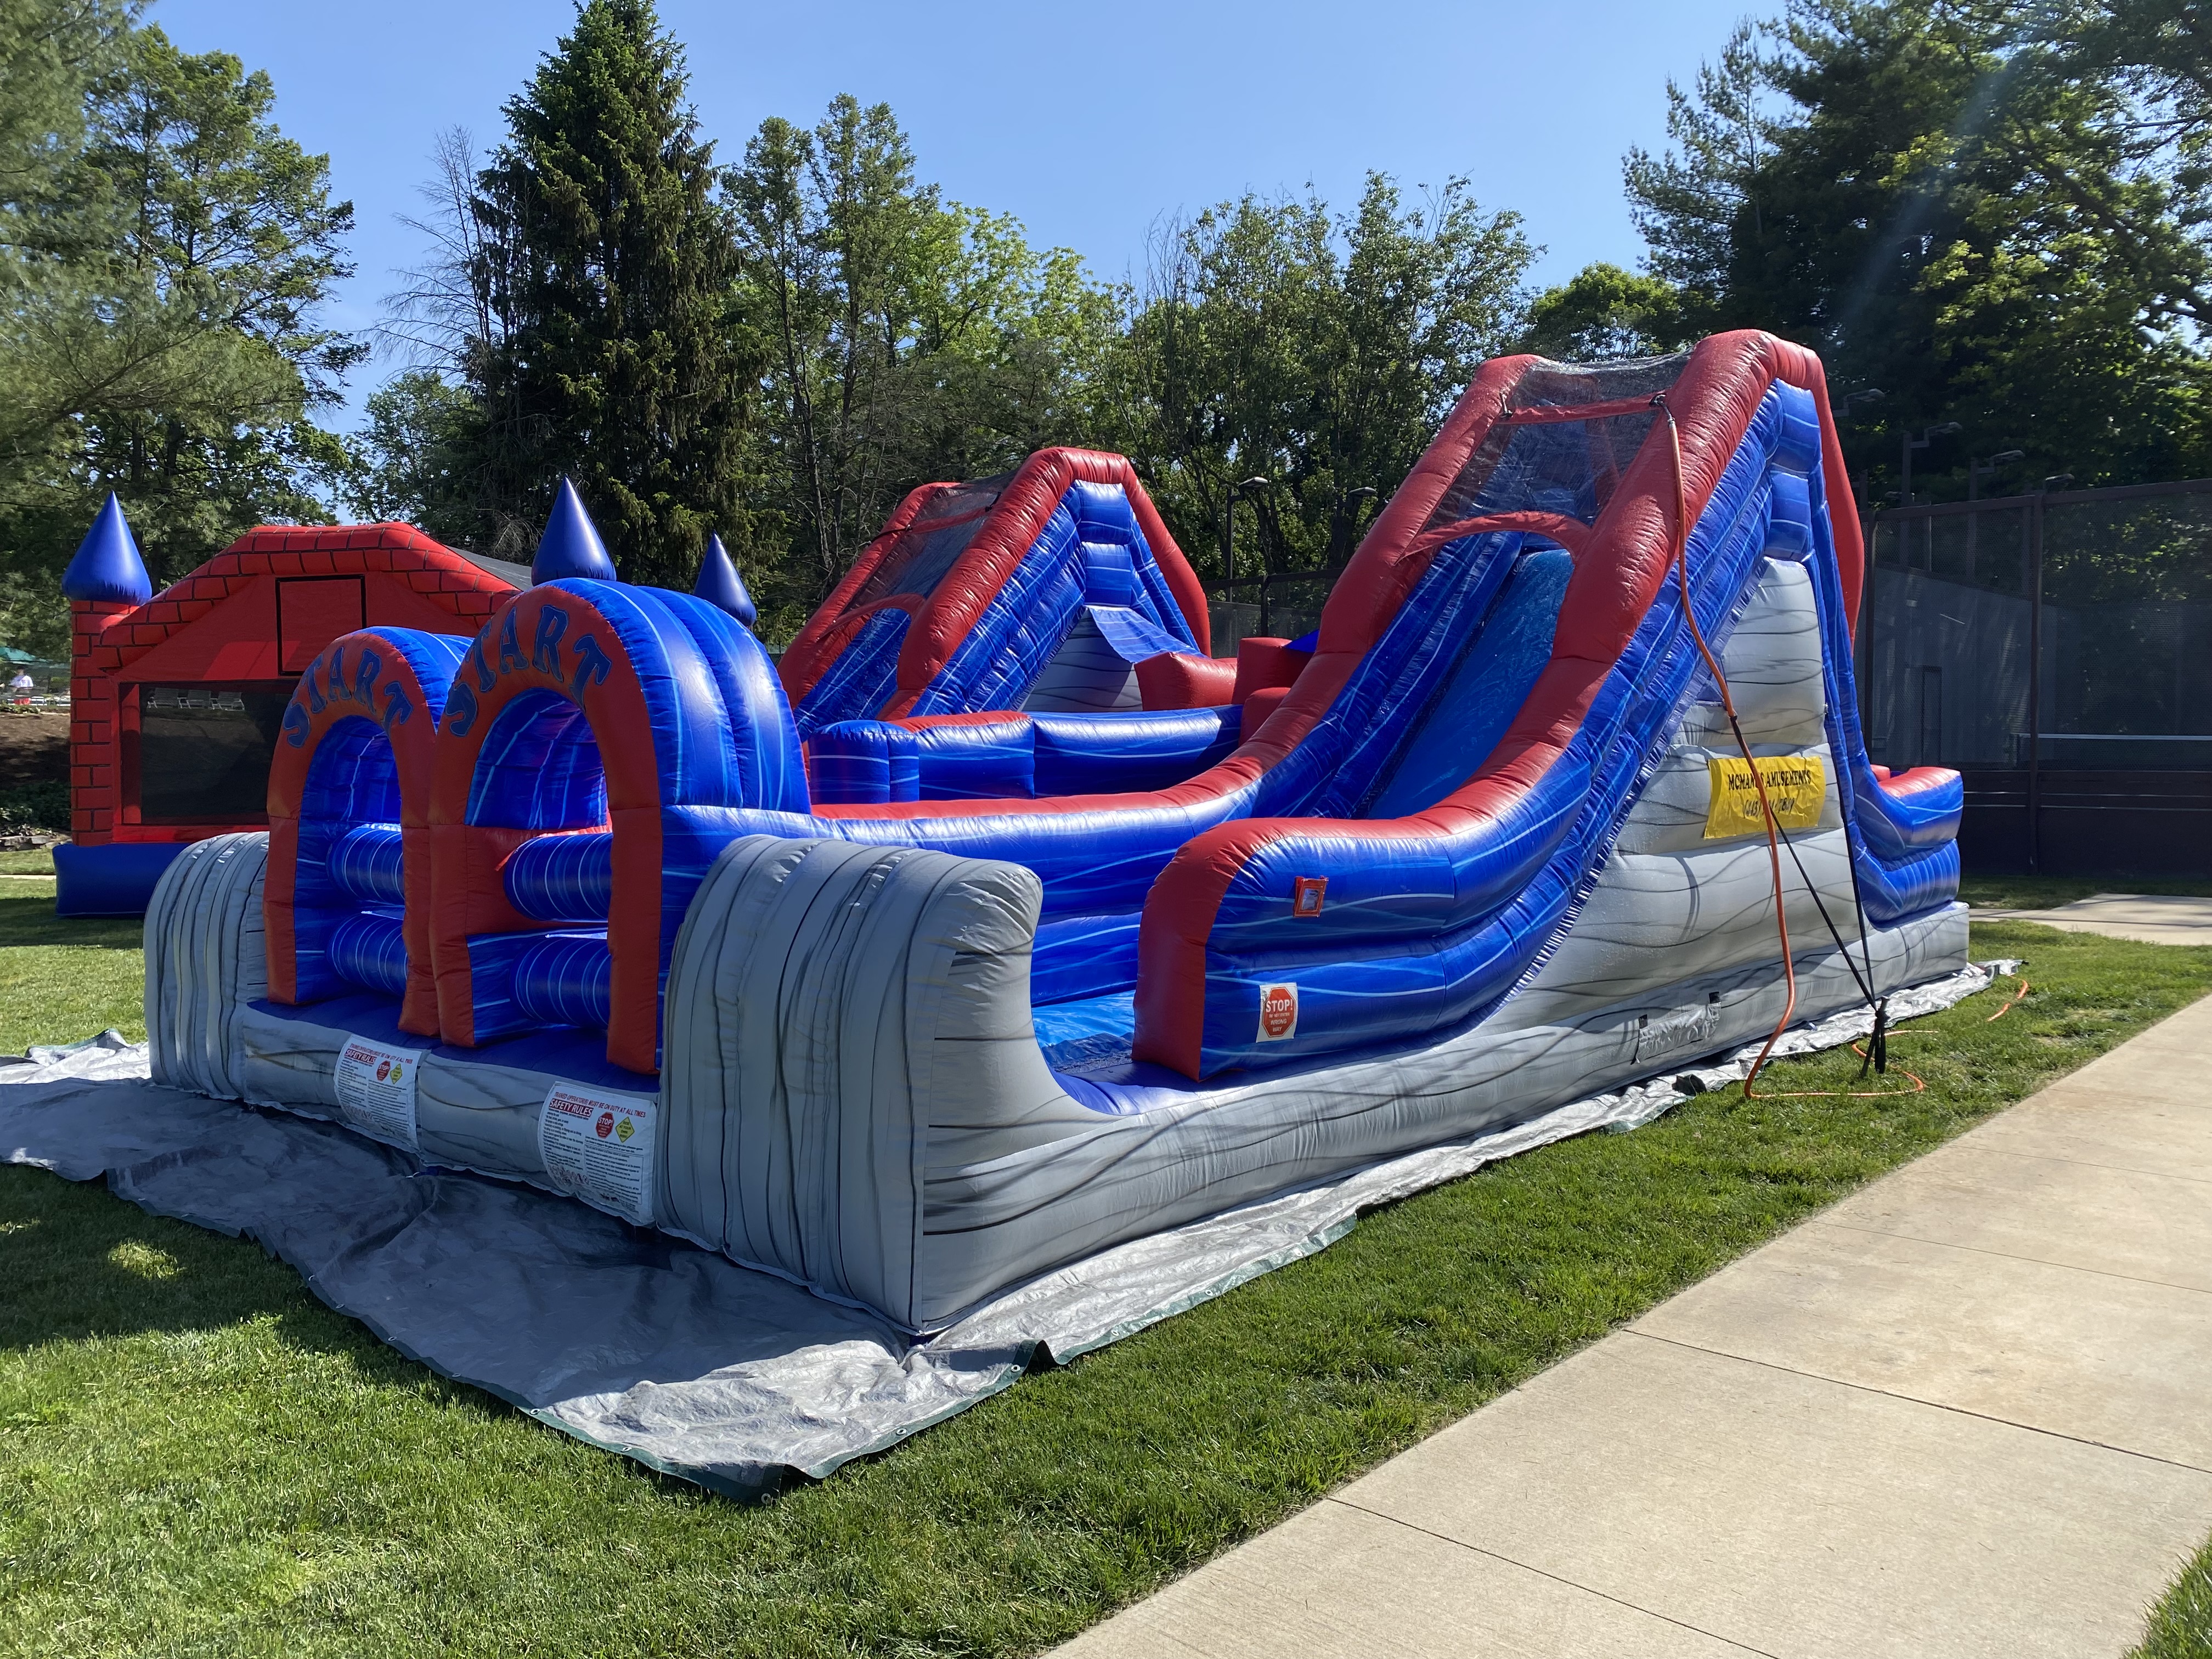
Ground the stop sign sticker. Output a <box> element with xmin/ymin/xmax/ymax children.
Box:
<box><xmin>1257</xmin><ymin>982</ymin><xmax>1299</xmax><ymax>1042</ymax></box>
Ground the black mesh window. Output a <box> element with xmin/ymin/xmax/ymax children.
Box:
<box><xmin>134</xmin><ymin>682</ymin><xmax>295</xmax><ymax>823</ymax></box>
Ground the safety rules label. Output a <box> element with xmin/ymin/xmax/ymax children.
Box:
<box><xmin>1256</xmin><ymin>981</ymin><xmax>1300</xmax><ymax>1042</ymax></box>
<box><xmin>334</xmin><ymin>1035</ymin><xmax>422</xmax><ymax>1153</ymax></box>
<box><xmin>537</xmin><ymin>1084</ymin><xmax>656</xmax><ymax>1227</ymax></box>
<box><xmin>1703</xmin><ymin>754</ymin><xmax>1826</xmax><ymax>839</ymax></box>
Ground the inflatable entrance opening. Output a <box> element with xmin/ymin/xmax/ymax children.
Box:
<box><xmin>428</xmin><ymin>579</ymin><xmax>807</xmax><ymax>1074</ymax></box>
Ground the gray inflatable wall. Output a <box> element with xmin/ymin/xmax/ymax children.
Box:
<box><xmin>145</xmin><ymin>831</ymin><xmax>269</xmax><ymax>1101</ymax></box>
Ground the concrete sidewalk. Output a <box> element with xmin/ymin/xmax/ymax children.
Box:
<box><xmin>1971</xmin><ymin>892</ymin><xmax>2212</xmax><ymax>947</ymax></box>
<box><xmin>1059</xmin><ymin>994</ymin><xmax>2212</xmax><ymax>1659</ymax></box>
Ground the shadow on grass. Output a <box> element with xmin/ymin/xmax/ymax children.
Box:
<box><xmin>0</xmin><ymin>891</ymin><xmax>139</xmax><ymax>949</ymax></box>
<box><xmin>0</xmin><ymin>1164</ymin><xmax>520</xmax><ymax>1427</ymax></box>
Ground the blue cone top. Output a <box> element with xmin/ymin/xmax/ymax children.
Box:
<box><xmin>533</xmin><ymin>477</ymin><xmax>617</xmax><ymax>584</ymax></box>
<box><xmin>61</xmin><ymin>493</ymin><xmax>152</xmax><ymax>605</ymax></box>
<box><xmin>692</xmin><ymin>533</ymin><xmax>756</xmax><ymax>628</ymax></box>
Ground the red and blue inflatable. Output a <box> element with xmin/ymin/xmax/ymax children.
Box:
<box><xmin>142</xmin><ymin>332</ymin><xmax>1968</xmax><ymax>1334</ymax></box>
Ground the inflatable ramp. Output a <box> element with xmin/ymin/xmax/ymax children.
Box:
<box><xmin>777</xmin><ymin>448</ymin><xmax>1221</xmax><ymax>731</ymax></box>
<box><xmin>145</xmin><ymin>331</ymin><xmax>1966</xmax><ymax>1342</ymax></box>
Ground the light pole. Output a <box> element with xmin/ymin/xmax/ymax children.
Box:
<box><xmin>1839</xmin><ymin>387</ymin><xmax>1885</xmax><ymax>422</ymax></box>
<box><xmin>1222</xmin><ymin>475</ymin><xmax>1271</xmax><ymax>587</ymax></box>
<box><xmin>2023</xmin><ymin>474</ymin><xmax>2072</xmax><ymax>871</ymax></box>
<box><xmin>1336</xmin><ymin>485</ymin><xmax>1378</xmax><ymax>573</ymax></box>
<box><xmin>1839</xmin><ymin>386</ymin><xmax>1887</xmax><ymax>730</ymax></box>
<box><xmin>1900</xmin><ymin>421</ymin><xmax>1960</xmax><ymax>572</ymax></box>
<box><xmin>1967</xmin><ymin>449</ymin><xmax>2025</xmax><ymax>503</ymax></box>
<box><xmin>1965</xmin><ymin>448</ymin><xmax>2023</xmax><ymax>581</ymax></box>
<box><xmin>1900</xmin><ymin>421</ymin><xmax>1960</xmax><ymax>509</ymax></box>
<box><xmin>1223</xmin><ymin>475</ymin><xmax>1271</xmax><ymax>631</ymax></box>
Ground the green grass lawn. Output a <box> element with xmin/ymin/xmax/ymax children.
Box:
<box><xmin>1957</xmin><ymin>872</ymin><xmax>2212</xmax><ymax>910</ymax></box>
<box><xmin>0</xmin><ymin>884</ymin><xmax>142</xmax><ymax>1055</ymax></box>
<box><xmin>2137</xmin><ymin>1542</ymin><xmax>2212</xmax><ymax>1659</ymax></box>
<box><xmin>2</xmin><ymin>910</ymin><xmax>2210</xmax><ymax>1655</ymax></box>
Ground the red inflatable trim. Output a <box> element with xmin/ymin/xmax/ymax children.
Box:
<box><xmin>1136</xmin><ymin>652</ymin><xmax>1237</xmax><ymax>710</ymax></box>
<box><xmin>264</xmin><ymin>632</ymin><xmax>453</xmax><ymax>1035</ymax></box>
<box><xmin>427</xmin><ymin>587</ymin><xmax>665</xmax><ymax>1074</ymax></box>
<box><xmin>1875</xmin><ymin>765</ymin><xmax>1959</xmax><ymax>801</ymax></box>
<box><xmin>1229</xmin><ymin>638</ymin><xmax>1308</xmax><ymax>706</ymax></box>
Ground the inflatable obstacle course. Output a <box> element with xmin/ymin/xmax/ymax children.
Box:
<box><xmin>143</xmin><ymin>331</ymin><xmax>1964</xmax><ymax>1338</ymax></box>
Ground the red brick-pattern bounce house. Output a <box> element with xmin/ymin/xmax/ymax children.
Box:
<box><xmin>54</xmin><ymin>495</ymin><xmax>527</xmax><ymax>915</ymax></box>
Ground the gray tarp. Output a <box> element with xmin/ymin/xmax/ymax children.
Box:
<box><xmin>2</xmin><ymin>960</ymin><xmax>2001</xmax><ymax>1496</ymax></box>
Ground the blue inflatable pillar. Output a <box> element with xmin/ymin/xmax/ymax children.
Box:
<box><xmin>693</xmin><ymin>533</ymin><xmax>757</xmax><ymax>628</ymax></box>
<box><xmin>533</xmin><ymin>478</ymin><xmax>617</xmax><ymax>584</ymax></box>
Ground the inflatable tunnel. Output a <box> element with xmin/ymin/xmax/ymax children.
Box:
<box><xmin>147</xmin><ymin>330</ymin><xmax>1966</xmax><ymax>1336</ymax></box>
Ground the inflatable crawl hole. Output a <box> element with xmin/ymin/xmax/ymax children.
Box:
<box><xmin>290</xmin><ymin>715</ymin><xmax>407</xmax><ymax>1001</ymax></box>
<box><xmin>466</xmin><ymin>689</ymin><xmax>610</xmax><ymax>831</ymax></box>
<box><xmin>266</xmin><ymin>626</ymin><xmax>470</xmax><ymax>1032</ymax></box>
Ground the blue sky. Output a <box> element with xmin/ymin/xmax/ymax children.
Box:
<box><xmin>157</xmin><ymin>0</ymin><xmax>1754</xmax><ymax>425</ymax></box>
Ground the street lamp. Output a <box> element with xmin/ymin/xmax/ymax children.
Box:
<box><xmin>1222</xmin><ymin>475</ymin><xmax>1271</xmax><ymax>588</ymax></box>
<box><xmin>1899</xmin><ymin>421</ymin><xmax>1960</xmax><ymax>508</ymax></box>
<box><xmin>1839</xmin><ymin>387</ymin><xmax>1886</xmax><ymax>421</ymax></box>
<box><xmin>1967</xmin><ymin>449</ymin><xmax>2025</xmax><ymax>503</ymax></box>
<box><xmin>1899</xmin><ymin>421</ymin><xmax>1960</xmax><ymax>574</ymax></box>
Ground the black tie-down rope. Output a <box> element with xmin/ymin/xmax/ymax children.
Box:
<box><xmin>1648</xmin><ymin>393</ymin><xmax>2023</xmax><ymax>1097</ymax></box>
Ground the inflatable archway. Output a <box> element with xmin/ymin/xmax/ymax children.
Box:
<box><xmin>427</xmin><ymin>579</ymin><xmax>805</xmax><ymax>1074</ymax></box>
<box><xmin>265</xmin><ymin>627</ymin><xmax>469</xmax><ymax>1035</ymax></box>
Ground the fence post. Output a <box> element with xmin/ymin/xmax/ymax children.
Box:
<box><xmin>2026</xmin><ymin>492</ymin><xmax>2045</xmax><ymax>873</ymax></box>
<box><xmin>1859</xmin><ymin>509</ymin><xmax>1876</xmax><ymax>738</ymax></box>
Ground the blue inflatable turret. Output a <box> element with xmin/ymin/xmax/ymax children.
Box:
<box><xmin>693</xmin><ymin>533</ymin><xmax>757</xmax><ymax>628</ymax></box>
<box><xmin>532</xmin><ymin>477</ymin><xmax>617</xmax><ymax>584</ymax></box>
<box><xmin>61</xmin><ymin>492</ymin><xmax>152</xmax><ymax>605</ymax></box>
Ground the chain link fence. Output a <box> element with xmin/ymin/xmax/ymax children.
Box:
<box><xmin>1204</xmin><ymin>573</ymin><xmax>1333</xmax><ymax>657</ymax></box>
<box><xmin>1861</xmin><ymin>478</ymin><xmax>2212</xmax><ymax>871</ymax></box>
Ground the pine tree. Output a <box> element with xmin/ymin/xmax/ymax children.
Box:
<box><xmin>473</xmin><ymin>0</ymin><xmax>753</xmax><ymax>585</ymax></box>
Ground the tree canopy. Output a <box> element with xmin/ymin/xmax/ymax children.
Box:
<box><xmin>1607</xmin><ymin>0</ymin><xmax>2211</xmax><ymax>500</ymax></box>
<box><xmin>0</xmin><ymin>0</ymin><xmax>354</xmax><ymax>654</ymax></box>
<box><xmin>7</xmin><ymin>0</ymin><xmax>2212</xmax><ymax>659</ymax></box>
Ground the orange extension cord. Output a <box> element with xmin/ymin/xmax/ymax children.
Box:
<box><xmin>1647</xmin><ymin>397</ymin><xmax>2025</xmax><ymax>1099</ymax></box>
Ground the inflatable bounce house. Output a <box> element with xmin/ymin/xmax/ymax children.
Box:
<box><xmin>144</xmin><ymin>331</ymin><xmax>1964</xmax><ymax>1338</ymax></box>
<box><xmin>53</xmin><ymin>498</ymin><xmax>528</xmax><ymax>915</ymax></box>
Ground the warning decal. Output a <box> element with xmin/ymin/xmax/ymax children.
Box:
<box><xmin>1703</xmin><ymin>754</ymin><xmax>1826</xmax><ymax>839</ymax></box>
<box><xmin>1256</xmin><ymin>982</ymin><xmax>1300</xmax><ymax>1042</ymax></box>
<box><xmin>334</xmin><ymin>1036</ymin><xmax>422</xmax><ymax>1153</ymax></box>
<box><xmin>537</xmin><ymin>1083</ymin><xmax>656</xmax><ymax>1227</ymax></box>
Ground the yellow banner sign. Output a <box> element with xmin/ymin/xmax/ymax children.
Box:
<box><xmin>1703</xmin><ymin>754</ymin><xmax>1826</xmax><ymax>838</ymax></box>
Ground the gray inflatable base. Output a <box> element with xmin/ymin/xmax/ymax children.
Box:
<box><xmin>1</xmin><ymin>960</ymin><xmax>2002</xmax><ymax>1496</ymax></box>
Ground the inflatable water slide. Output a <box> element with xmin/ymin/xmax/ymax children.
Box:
<box><xmin>147</xmin><ymin>331</ymin><xmax>1965</xmax><ymax>1338</ymax></box>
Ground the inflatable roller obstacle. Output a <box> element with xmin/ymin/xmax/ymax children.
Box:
<box><xmin>146</xmin><ymin>331</ymin><xmax>1966</xmax><ymax>1334</ymax></box>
